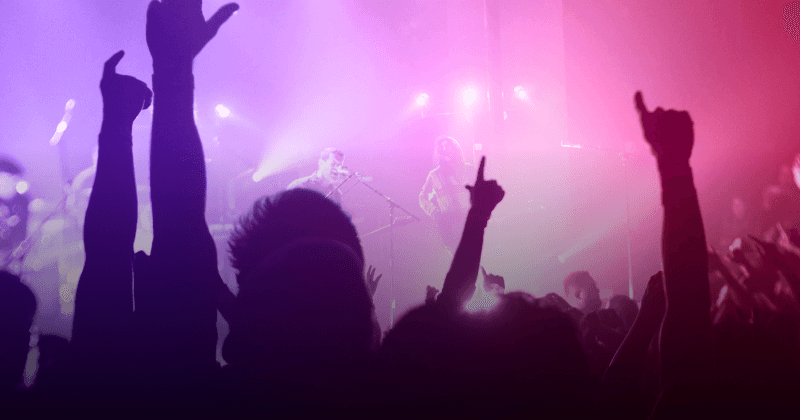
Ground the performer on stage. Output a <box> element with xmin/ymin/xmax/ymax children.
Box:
<box><xmin>287</xmin><ymin>147</ymin><xmax>349</xmax><ymax>204</ymax></box>
<box><xmin>419</xmin><ymin>136</ymin><xmax>472</xmax><ymax>252</ymax></box>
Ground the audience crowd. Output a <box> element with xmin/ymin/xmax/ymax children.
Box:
<box><xmin>3</xmin><ymin>1</ymin><xmax>800</xmax><ymax>417</ymax></box>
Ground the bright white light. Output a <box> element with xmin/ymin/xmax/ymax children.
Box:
<box><xmin>215</xmin><ymin>104</ymin><xmax>231</xmax><ymax>119</ymax></box>
<box><xmin>16</xmin><ymin>181</ymin><xmax>29</xmax><ymax>194</ymax></box>
<box><xmin>65</xmin><ymin>99</ymin><xmax>76</xmax><ymax>111</ymax></box>
<box><xmin>464</xmin><ymin>288</ymin><xmax>500</xmax><ymax>313</ymax></box>
<box><xmin>415</xmin><ymin>93</ymin><xmax>429</xmax><ymax>107</ymax></box>
<box><xmin>462</xmin><ymin>87</ymin><xmax>478</xmax><ymax>107</ymax></box>
<box><xmin>513</xmin><ymin>86</ymin><xmax>528</xmax><ymax>100</ymax></box>
<box><xmin>56</xmin><ymin>121</ymin><xmax>68</xmax><ymax>133</ymax></box>
<box><xmin>252</xmin><ymin>169</ymin><xmax>266</xmax><ymax>183</ymax></box>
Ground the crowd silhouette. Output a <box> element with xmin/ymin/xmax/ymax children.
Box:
<box><xmin>3</xmin><ymin>1</ymin><xmax>800</xmax><ymax>417</ymax></box>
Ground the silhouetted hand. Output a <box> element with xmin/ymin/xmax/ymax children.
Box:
<box><xmin>481</xmin><ymin>266</ymin><xmax>505</xmax><ymax>292</ymax></box>
<box><xmin>146</xmin><ymin>0</ymin><xmax>239</xmax><ymax>70</ymax></box>
<box><xmin>425</xmin><ymin>285</ymin><xmax>439</xmax><ymax>305</ymax></box>
<box><xmin>465</xmin><ymin>156</ymin><xmax>504</xmax><ymax>220</ymax></box>
<box><xmin>366</xmin><ymin>265</ymin><xmax>382</xmax><ymax>298</ymax></box>
<box><xmin>634</xmin><ymin>91</ymin><xmax>695</xmax><ymax>170</ymax></box>
<box><xmin>100</xmin><ymin>51</ymin><xmax>152</xmax><ymax>128</ymax></box>
<box><xmin>638</xmin><ymin>271</ymin><xmax>665</xmax><ymax>325</ymax></box>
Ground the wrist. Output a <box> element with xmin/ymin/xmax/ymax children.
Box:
<box><xmin>656</xmin><ymin>159</ymin><xmax>692</xmax><ymax>180</ymax></box>
<box><xmin>152</xmin><ymin>59</ymin><xmax>193</xmax><ymax>77</ymax></box>
<box><xmin>467</xmin><ymin>207</ymin><xmax>491</xmax><ymax>228</ymax></box>
<box><xmin>100</xmin><ymin>116</ymin><xmax>134</xmax><ymax>138</ymax></box>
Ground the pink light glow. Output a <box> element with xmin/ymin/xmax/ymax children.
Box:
<box><xmin>415</xmin><ymin>93</ymin><xmax>429</xmax><ymax>107</ymax></box>
<box><xmin>462</xmin><ymin>87</ymin><xmax>478</xmax><ymax>107</ymax></box>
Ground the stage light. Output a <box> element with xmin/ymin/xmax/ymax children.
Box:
<box><xmin>415</xmin><ymin>93</ymin><xmax>430</xmax><ymax>107</ymax></box>
<box><xmin>56</xmin><ymin>121</ymin><xmax>68</xmax><ymax>133</ymax></box>
<box><xmin>464</xmin><ymin>288</ymin><xmax>500</xmax><ymax>313</ymax></box>
<box><xmin>462</xmin><ymin>87</ymin><xmax>478</xmax><ymax>107</ymax></box>
<box><xmin>513</xmin><ymin>85</ymin><xmax>528</xmax><ymax>100</ymax></box>
<box><xmin>65</xmin><ymin>99</ymin><xmax>76</xmax><ymax>111</ymax></box>
<box><xmin>252</xmin><ymin>169</ymin><xmax>266</xmax><ymax>183</ymax></box>
<box><xmin>215</xmin><ymin>104</ymin><xmax>231</xmax><ymax>119</ymax></box>
<box><xmin>15</xmin><ymin>181</ymin><xmax>29</xmax><ymax>195</ymax></box>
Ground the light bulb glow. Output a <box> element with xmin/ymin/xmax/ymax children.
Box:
<box><xmin>215</xmin><ymin>104</ymin><xmax>231</xmax><ymax>119</ymax></box>
<box><xmin>462</xmin><ymin>87</ymin><xmax>478</xmax><ymax>107</ymax></box>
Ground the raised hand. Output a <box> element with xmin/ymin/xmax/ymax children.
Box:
<box><xmin>481</xmin><ymin>266</ymin><xmax>505</xmax><ymax>292</ymax></box>
<box><xmin>638</xmin><ymin>271</ymin><xmax>666</xmax><ymax>324</ymax></box>
<box><xmin>634</xmin><ymin>91</ymin><xmax>695</xmax><ymax>170</ymax></box>
<box><xmin>464</xmin><ymin>156</ymin><xmax>505</xmax><ymax>219</ymax></box>
<box><xmin>366</xmin><ymin>265</ymin><xmax>382</xmax><ymax>298</ymax></box>
<box><xmin>146</xmin><ymin>0</ymin><xmax>239</xmax><ymax>70</ymax></box>
<box><xmin>425</xmin><ymin>285</ymin><xmax>440</xmax><ymax>305</ymax></box>
<box><xmin>100</xmin><ymin>51</ymin><xmax>152</xmax><ymax>128</ymax></box>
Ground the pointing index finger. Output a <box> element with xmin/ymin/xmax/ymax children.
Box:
<box><xmin>104</xmin><ymin>50</ymin><xmax>125</xmax><ymax>76</ymax></box>
<box><xmin>476</xmin><ymin>156</ymin><xmax>486</xmax><ymax>183</ymax></box>
<box><xmin>634</xmin><ymin>91</ymin><xmax>649</xmax><ymax>116</ymax></box>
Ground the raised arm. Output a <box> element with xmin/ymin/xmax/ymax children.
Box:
<box><xmin>437</xmin><ymin>157</ymin><xmax>504</xmax><ymax>311</ymax></box>
<box><xmin>600</xmin><ymin>272</ymin><xmax>665</xmax><ymax>416</ymax></box>
<box><xmin>635</xmin><ymin>92</ymin><xmax>710</xmax><ymax>390</ymax></box>
<box><xmin>137</xmin><ymin>0</ymin><xmax>239</xmax><ymax>369</ymax></box>
<box><xmin>72</xmin><ymin>51</ymin><xmax>152</xmax><ymax>352</ymax></box>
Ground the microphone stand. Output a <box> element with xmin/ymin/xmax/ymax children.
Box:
<box><xmin>560</xmin><ymin>141</ymin><xmax>637</xmax><ymax>299</ymax></box>
<box><xmin>325</xmin><ymin>172</ymin><xmax>356</xmax><ymax>200</ymax></box>
<box><xmin>331</xmin><ymin>170</ymin><xmax>421</xmax><ymax>328</ymax></box>
<box><xmin>358</xmin><ymin>177</ymin><xmax>420</xmax><ymax>329</ymax></box>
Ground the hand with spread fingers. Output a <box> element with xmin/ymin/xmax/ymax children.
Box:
<box><xmin>634</xmin><ymin>91</ymin><xmax>695</xmax><ymax>172</ymax></box>
<box><xmin>146</xmin><ymin>0</ymin><xmax>239</xmax><ymax>70</ymax></box>
<box><xmin>100</xmin><ymin>51</ymin><xmax>152</xmax><ymax>130</ymax></box>
<box><xmin>366</xmin><ymin>265</ymin><xmax>382</xmax><ymax>298</ymax></box>
<box><xmin>481</xmin><ymin>267</ymin><xmax>505</xmax><ymax>292</ymax></box>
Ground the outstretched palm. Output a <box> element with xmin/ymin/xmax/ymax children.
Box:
<box><xmin>146</xmin><ymin>0</ymin><xmax>239</xmax><ymax>69</ymax></box>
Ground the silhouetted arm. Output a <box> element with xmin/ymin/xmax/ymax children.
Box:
<box><xmin>635</xmin><ymin>92</ymin><xmax>710</xmax><ymax>391</ymax></box>
<box><xmin>137</xmin><ymin>0</ymin><xmax>239</xmax><ymax>369</ymax></box>
<box><xmin>72</xmin><ymin>51</ymin><xmax>151</xmax><ymax>354</ymax></box>
<box><xmin>601</xmin><ymin>272</ymin><xmax>665</xmax><ymax>416</ymax></box>
<box><xmin>437</xmin><ymin>157</ymin><xmax>504</xmax><ymax>311</ymax></box>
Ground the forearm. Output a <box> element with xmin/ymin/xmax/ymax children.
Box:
<box><xmin>143</xmin><ymin>63</ymin><xmax>218</xmax><ymax>369</ymax></box>
<box><xmin>150</xmin><ymin>66</ymin><xmax>207</xmax><ymax>233</ymax></box>
<box><xmin>658</xmin><ymin>164</ymin><xmax>711</xmax><ymax>385</ymax></box>
<box><xmin>438</xmin><ymin>208</ymin><xmax>487</xmax><ymax>310</ymax></box>
<box><xmin>83</xmin><ymin>121</ymin><xmax>138</xmax><ymax>256</ymax></box>
<box><xmin>603</xmin><ymin>316</ymin><xmax>660</xmax><ymax>391</ymax></box>
<box><xmin>73</xmin><ymin>119</ymin><xmax>137</xmax><ymax>347</ymax></box>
